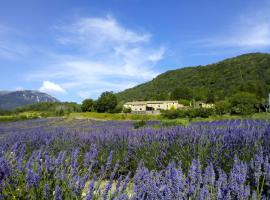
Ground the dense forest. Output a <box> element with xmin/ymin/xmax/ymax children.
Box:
<box><xmin>116</xmin><ymin>53</ymin><xmax>270</xmax><ymax>102</ymax></box>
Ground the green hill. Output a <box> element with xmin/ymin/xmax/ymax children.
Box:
<box><xmin>116</xmin><ymin>53</ymin><xmax>270</xmax><ymax>102</ymax></box>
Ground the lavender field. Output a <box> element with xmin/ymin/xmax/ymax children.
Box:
<box><xmin>0</xmin><ymin>118</ymin><xmax>270</xmax><ymax>199</ymax></box>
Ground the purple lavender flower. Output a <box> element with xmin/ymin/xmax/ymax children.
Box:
<box><xmin>54</xmin><ymin>185</ymin><xmax>62</xmax><ymax>200</ymax></box>
<box><xmin>83</xmin><ymin>144</ymin><xmax>98</xmax><ymax>168</ymax></box>
<box><xmin>264</xmin><ymin>156</ymin><xmax>270</xmax><ymax>187</ymax></box>
<box><xmin>187</xmin><ymin>159</ymin><xmax>202</xmax><ymax>198</ymax></box>
<box><xmin>204</xmin><ymin>163</ymin><xmax>215</xmax><ymax>187</ymax></box>
<box><xmin>121</xmin><ymin>172</ymin><xmax>131</xmax><ymax>193</ymax></box>
<box><xmin>216</xmin><ymin>168</ymin><xmax>228</xmax><ymax>199</ymax></box>
<box><xmin>115</xmin><ymin>194</ymin><xmax>129</xmax><ymax>200</ymax></box>
<box><xmin>55</xmin><ymin>151</ymin><xmax>66</xmax><ymax>168</ymax></box>
<box><xmin>252</xmin><ymin>148</ymin><xmax>264</xmax><ymax>185</ymax></box>
<box><xmin>25</xmin><ymin>168</ymin><xmax>40</xmax><ymax>188</ymax></box>
<box><xmin>106</xmin><ymin>151</ymin><xmax>113</xmax><ymax>172</ymax></box>
<box><xmin>165</xmin><ymin>162</ymin><xmax>185</xmax><ymax>199</ymax></box>
<box><xmin>0</xmin><ymin>156</ymin><xmax>11</xmax><ymax>179</ymax></box>
<box><xmin>44</xmin><ymin>184</ymin><xmax>50</xmax><ymax>200</ymax></box>
<box><xmin>199</xmin><ymin>186</ymin><xmax>210</xmax><ymax>200</ymax></box>
<box><xmin>229</xmin><ymin>156</ymin><xmax>249</xmax><ymax>199</ymax></box>
<box><xmin>86</xmin><ymin>176</ymin><xmax>96</xmax><ymax>200</ymax></box>
<box><xmin>71</xmin><ymin>148</ymin><xmax>79</xmax><ymax>169</ymax></box>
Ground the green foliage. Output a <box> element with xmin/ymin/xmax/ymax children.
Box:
<box><xmin>0</xmin><ymin>102</ymin><xmax>82</xmax><ymax>118</ymax></box>
<box><xmin>160</xmin><ymin>109</ymin><xmax>175</xmax><ymax>119</ymax></box>
<box><xmin>15</xmin><ymin>102</ymin><xmax>81</xmax><ymax>113</ymax></box>
<box><xmin>170</xmin><ymin>87</ymin><xmax>193</xmax><ymax>100</ymax></box>
<box><xmin>161</xmin><ymin>108</ymin><xmax>214</xmax><ymax>119</ymax></box>
<box><xmin>116</xmin><ymin>53</ymin><xmax>270</xmax><ymax>102</ymax></box>
<box><xmin>81</xmin><ymin>98</ymin><xmax>95</xmax><ymax>112</ymax></box>
<box><xmin>178</xmin><ymin>99</ymin><xmax>191</xmax><ymax>106</ymax></box>
<box><xmin>123</xmin><ymin>107</ymin><xmax>132</xmax><ymax>113</ymax></box>
<box><xmin>206</xmin><ymin>89</ymin><xmax>215</xmax><ymax>103</ymax></box>
<box><xmin>187</xmin><ymin>108</ymin><xmax>215</xmax><ymax>118</ymax></box>
<box><xmin>215</xmin><ymin>100</ymin><xmax>231</xmax><ymax>115</ymax></box>
<box><xmin>55</xmin><ymin>108</ymin><xmax>65</xmax><ymax>116</ymax></box>
<box><xmin>230</xmin><ymin>92</ymin><xmax>260</xmax><ymax>115</ymax></box>
<box><xmin>133</xmin><ymin>120</ymin><xmax>146</xmax><ymax>129</ymax></box>
<box><xmin>95</xmin><ymin>91</ymin><xmax>118</xmax><ymax>113</ymax></box>
<box><xmin>69</xmin><ymin>112</ymin><xmax>162</xmax><ymax>121</ymax></box>
<box><xmin>110</xmin><ymin>102</ymin><xmax>124</xmax><ymax>113</ymax></box>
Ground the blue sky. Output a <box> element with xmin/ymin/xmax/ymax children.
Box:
<box><xmin>0</xmin><ymin>0</ymin><xmax>270</xmax><ymax>102</ymax></box>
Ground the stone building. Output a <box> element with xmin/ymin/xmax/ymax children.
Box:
<box><xmin>123</xmin><ymin>101</ymin><xmax>185</xmax><ymax>114</ymax></box>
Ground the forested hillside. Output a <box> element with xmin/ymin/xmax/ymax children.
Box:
<box><xmin>116</xmin><ymin>53</ymin><xmax>270</xmax><ymax>102</ymax></box>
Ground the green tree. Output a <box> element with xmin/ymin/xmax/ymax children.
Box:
<box><xmin>178</xmin><ymin>99</ymin><xmax>191</xmax><ymax>106</ymax></box>
<box><xmin>215</xmin><ymin>100</ymin><xmax>231</xmax><ymax>115</ymax></box>
<box><xmin>206</xmin><ymin>90</ymin><xmax>215</xmax><ymax>103</ymax></box>
<box><xmin>95</xmin><ymin>91</ymin><xmax>118</xmax><ymax>113</ymax></box>
<box><xmin>229</xmin><ymin>92</ymin><xmax>260</xmax><ymax>115</ymax></box>
<box><xmin>170</xmin><ymin>87</ymin><xmax>193</xmax><ymax>100</ymax></box>
<box><xmin>81</xmin><ymin>98</ymin><xmax>95</xmax><ymax>112</ymax></box>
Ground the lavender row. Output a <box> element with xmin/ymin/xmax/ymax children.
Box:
<box><xmin>0</xmin><ymin>118</ymin><xmax>270</xmax><ymax>199</ymax></box>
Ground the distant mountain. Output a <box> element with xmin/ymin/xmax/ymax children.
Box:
<box><xmin>116</xmin><ymin>53</ymin><xmax>270</xmax><ymax>102</ymax></box>
<box><xmin>0</xmin><ymin>91</ymin><xmax>10</xmax><ymax>96</ymax></box>
<box><xmin>0</xmin><ymin>90</ymin><xmax>59</xmax><ymax>110</ymax></box>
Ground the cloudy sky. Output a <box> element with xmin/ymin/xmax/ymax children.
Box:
<box><xmin>0</xmin><ymin>0</ymin><xmax>270</xmax><ymax>102</ymax></box>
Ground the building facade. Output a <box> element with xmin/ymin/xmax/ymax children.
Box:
<box><xmin>124</xmin><ymin>101</ymin><xmax>184</xmax><ymax>114</ymax></box>
<box><xmin>194</xmin><ymin>101</ymin><xmax>215</xmax><ymax>109</ymax></box>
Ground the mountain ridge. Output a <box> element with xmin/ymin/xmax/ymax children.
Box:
<box><xmin>0</xmin><ymin>90</ymin><xmax>59</xmax><ymax>110</ymax></box>
<box><xmin>116</xmin><ymin>52</ymin><xmax>270</xmax><ymax>102</ymax></box>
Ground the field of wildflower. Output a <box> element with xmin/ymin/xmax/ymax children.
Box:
<box><xmin>0</xmin><ymin>118</ymin><xmax>270</xmax><ymax>199</ymax></box>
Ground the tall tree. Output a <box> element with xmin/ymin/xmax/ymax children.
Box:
<box><xmin>81</xmin><ymin>98</ymin><xmax>95</xmax><ymax>112</ymax></box>
<box><xmin>95</xmin><ymin>91</ymin><xmax>118</xmax><ymax>113</ymax></box>
<box><xmin>170</xmin><ymin>87</ymin><xmax>193</xmax><ymax>100</ymax></box>
<box><xmin>229</xmin><ymin>92</ymin><xmax>260</xmax><ymax>115</ymax></box>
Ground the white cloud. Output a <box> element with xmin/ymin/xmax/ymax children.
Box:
<box><xmin>195</xmin><ymin>3</ymin><xmax>270</xmax><ymax>49</ymax></box>
<box><xmin>16</xmin><ymin>86</ymin><xmax>24</xmax><ymax>91</ymax></box>
<box><xmin>39</xmin><ymin>81</ymin><xmax>66</xmax><ymax>94</ymax></box>
<box><xmin>29</xmin><ymin>16</ymin><xmax>165</xmax><ymax>99</ymax></box>
<box><xmin>57</xmin><ymin>15</ymin><xmax>150</xmax><ymax>48</ymax></box>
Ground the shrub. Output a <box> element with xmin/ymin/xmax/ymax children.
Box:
<box><xmin>229</xmin><ymin>92</ymin><xmax>260</xmax><ymax>115</ymax></box>
<box><xmin>81</xmin><ymin>98</ymin><xmax>95</xmax><ymax>112</ymax></box>
<box><xmin>215</xmin><ymin>100</ymin><xmax>231</xmax><ymax>115</ymax></box>
<box><xmin>178</xmin><ymin>99</ymin><xmax>191</xmax><ymax>106</ymax></box>
<box><xmin>161</xmin><ymin>109</ymin><xmax>181</xmax><ymax>119</ymax></box>
<box><xmin>123</xmin><ymin>107</ymin><xmax>132</xmax><ymax>113</ymax></box>
<box><xmin>133</xmin><ymin>120</ymin><xmax>146</xmax><ymax>129</ymax></box>
<box><xmin>95</xmin><ymin>91</ymin><xmax>118</xmax><ymax>113</ymax></box>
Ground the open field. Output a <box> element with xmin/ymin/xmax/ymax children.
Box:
<box><xmin>0</xmin><ymin>118</ymin><xmax>270</xmax><ymax>199</ymax></box>
<box><xmin>68</xmin><ymin>112</ymin><xmax>163</xmax><ymax>121</ymax></box>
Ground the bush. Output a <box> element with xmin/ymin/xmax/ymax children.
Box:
<box><xmin>123</xmin><ymin>107</ymin><xmax>132</xmax><ymax>113</ymax></box>
<box><xmin>178</xmin><ymin>99</ymin><xmax>191</xmax><ymax>106</ymax></box>
<box><xmin>229</xmin><ymin>92</ymin><xmax>260</xmax><ymax>115</ymax></box>
<box><xmin>95</xmin><ymin>91</ymin><xmax>118</xmax><ymax>113</ymax></box>
<box><xmin>161</xmin><ymin>108</ymin><xmax>214</xmax><ymax>119</ymax></box>
<box><xmin>133</xmin><ymin>120</ymin><xmax>146</xmax><ymax>129</ymax></box>
<box><xmin>161</xmin><ymin>109</ymin><xmax>181</xmax><ymax>119</ymax></box>
<box><xmin>215</xmin><ymin>100</ymin><xmax>231</xmax><ymax>115</ymax></box>
<box><xmin>81</xmin><ymin>99</ymin><xmax>95</xmax><ymax>112</ymax></box>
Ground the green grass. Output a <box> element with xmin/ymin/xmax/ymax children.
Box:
<box><xmin>252</xmin><ymin>112</ymin><xmax>270</xmax><ymax>120</ymax></box>
<box><xmin>0</xmin><ymin>111</ymin><xmax>42</xmax><ymax>122</ymax></box>
<box><xmin>1</xmin><ymin>111</ymin><xmax>269</xmax><ymax>123</ymax></box>
<box><xmin>68</xmin><ymin>112</ymin><xmax>162</xmax><ymax>121</ymax></box>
